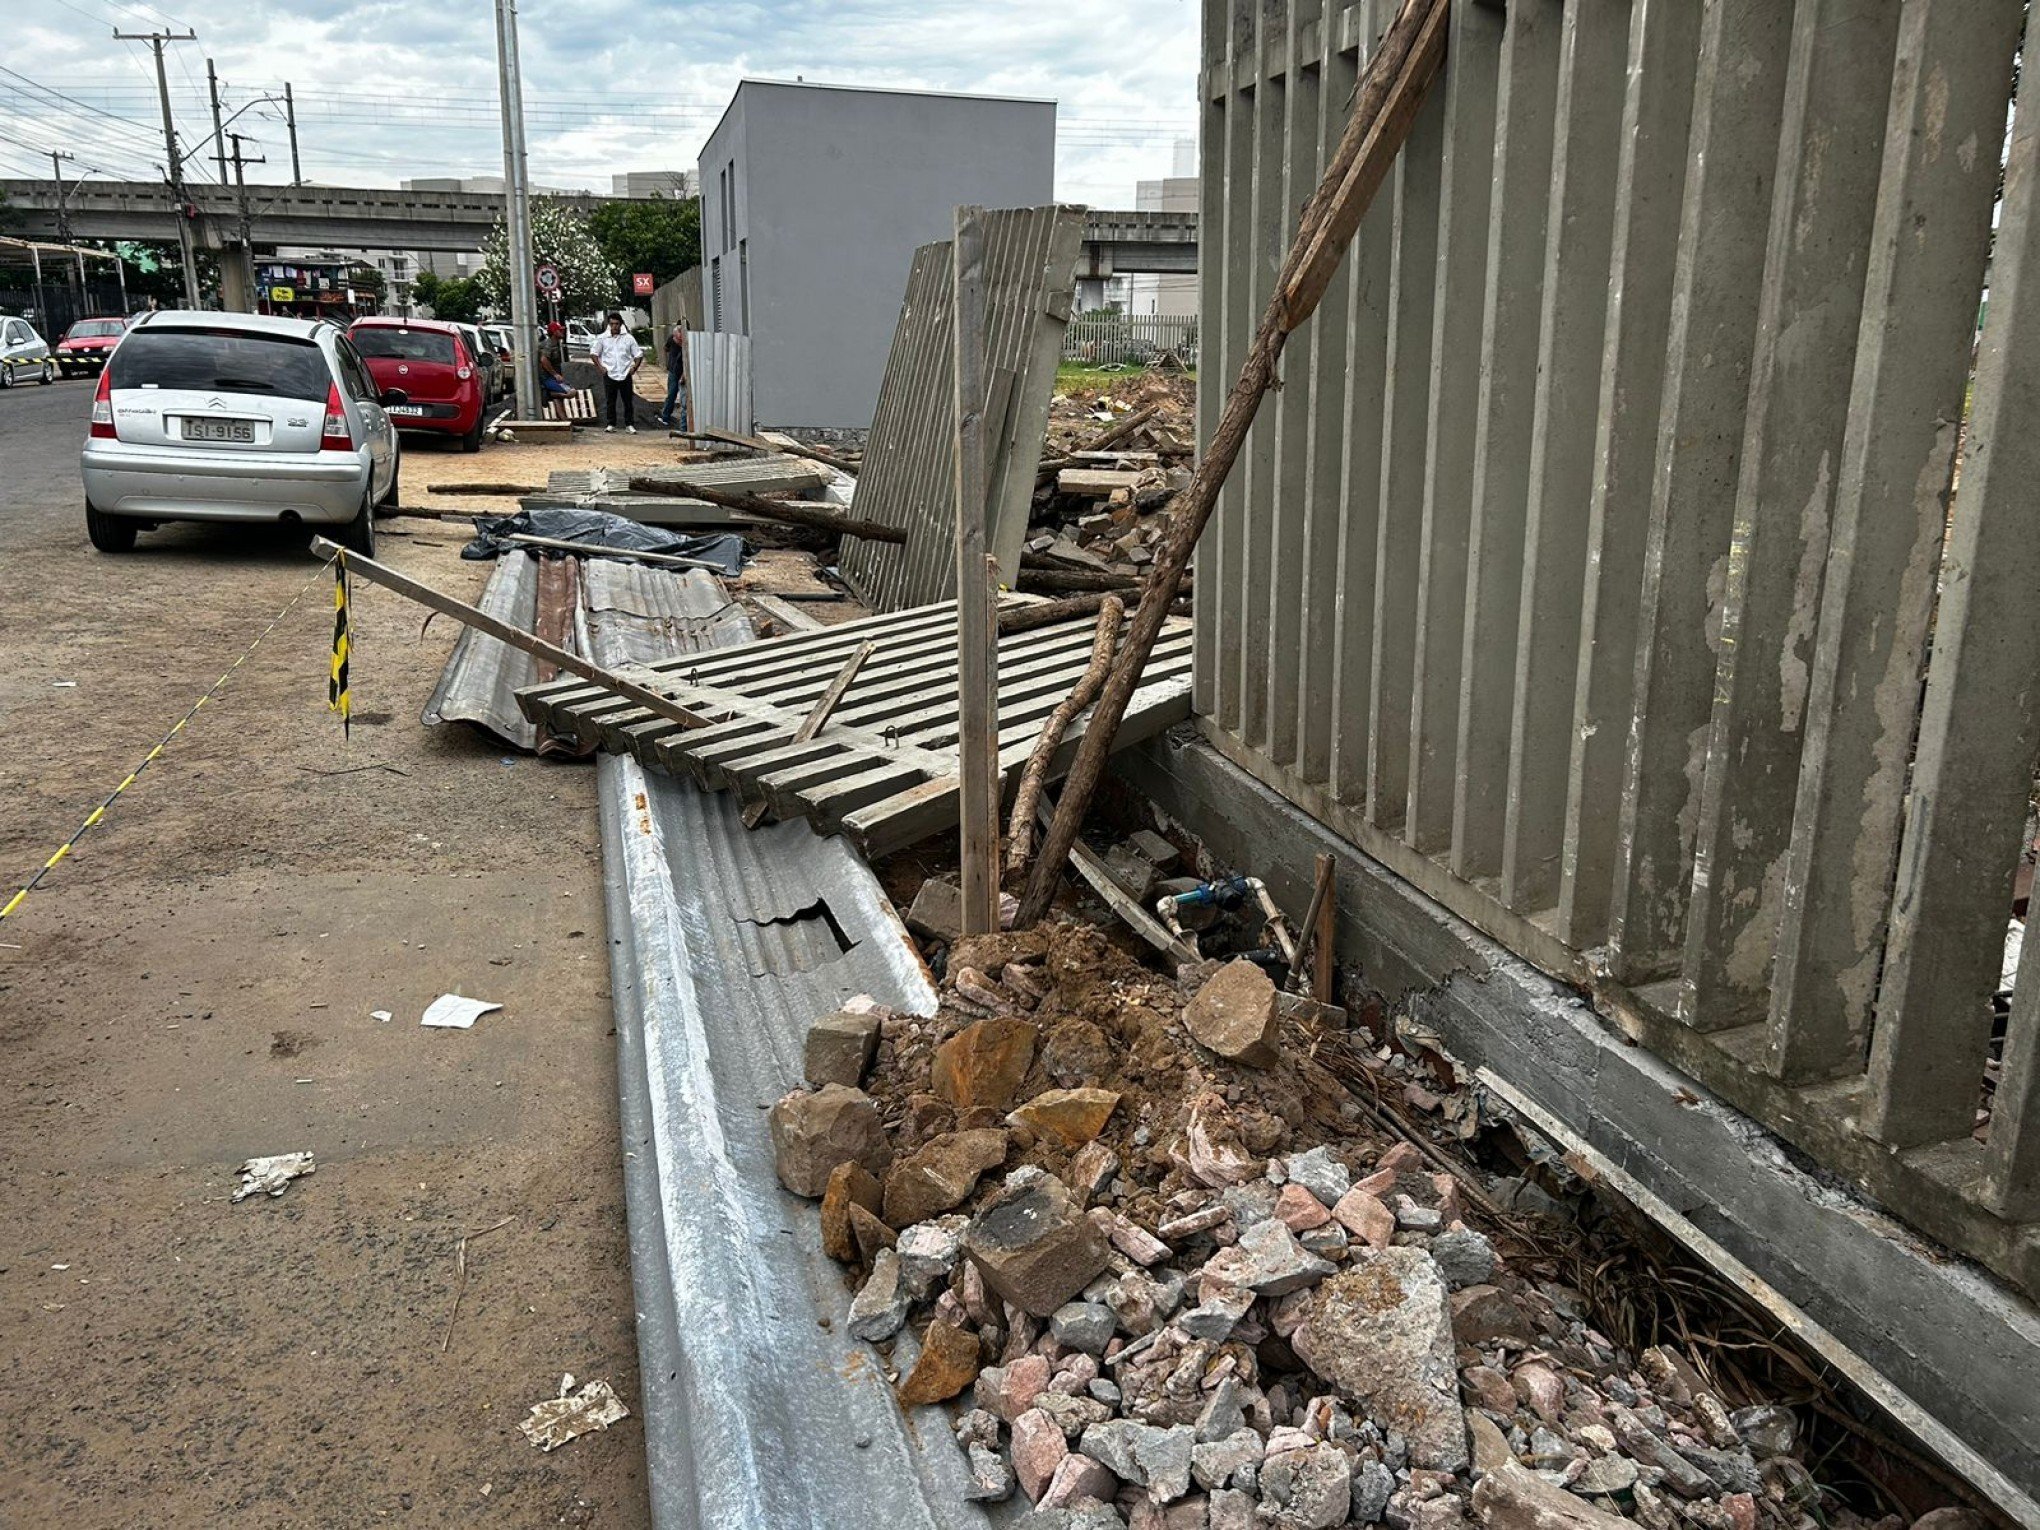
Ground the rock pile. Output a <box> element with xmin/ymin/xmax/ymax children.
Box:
<box><xmin>768</xmin><ymin>921</ymin><xmax>1924</xmax><ymax>1530</ymax></box>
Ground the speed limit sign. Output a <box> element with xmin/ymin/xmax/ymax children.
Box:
<box><xmin>535</xmin><ymin>264</ymin><xmax>560</xmax><ymax>295</ymax></box>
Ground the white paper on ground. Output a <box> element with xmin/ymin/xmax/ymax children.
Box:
<box><xmin>421</xmin><ymin>994</ymin><xmax>502</xmax><ymax>1030</ymax></box>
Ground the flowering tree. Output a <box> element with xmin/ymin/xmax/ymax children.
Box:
<box><xmin>479</xmin><ymin>197</ymin><xmax>617</xmax><ymax>317</ymax></box>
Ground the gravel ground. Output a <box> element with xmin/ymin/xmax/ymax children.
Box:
<box><xmin>0</xmin><ymin>380</ymin><xmax>651</xmax><ymax>1527</ymax></box>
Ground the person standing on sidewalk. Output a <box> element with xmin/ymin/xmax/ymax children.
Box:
<box><xmin>589</xmin><ymin>311</ymin><xmax>644</xmax><ymax>433</ymax></box>
<box><xmin>657</xmin><ymin>321</ymin><xmax>688</xmax><ymax>429</ymax></box>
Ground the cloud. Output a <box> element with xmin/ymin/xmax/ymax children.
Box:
<box><xmin>7</xmin><ymin>0</ymin><xmax>1199</xmax><ymax>206</ymax></box>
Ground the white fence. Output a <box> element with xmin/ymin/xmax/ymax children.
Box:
<box><xmin>1062</xmin><ymin>313</ymin><xmax>1199</xmax><ymax>367</ymax></box>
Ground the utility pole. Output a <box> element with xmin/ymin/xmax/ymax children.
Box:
<box><xmin>226</xmin><ymin>132</ymin><xmax>265</xmax><ymax>313</ymax></box>
<box><xmin>50</xmin><ymin>150</ymin><xmax>83</xmax><ymax>324</ymax></box>
<box><xmin>206</xmin><ymin>58</ymin><xmax>227</xmax><ymax>186</ymax></box>
<box><xmin>116</xmin><ymin>27</ymin><xmax>202</xmax><ymax>310</ymax></box>
<box><xmin>284</xmin><ymin>83</ymin><xmax>302</xmax><ymax>185</ymax></box>
<box><xmin>492</xmin><ymin>0</ymin><xmax>540</xmax><ymax>418</ymax></box>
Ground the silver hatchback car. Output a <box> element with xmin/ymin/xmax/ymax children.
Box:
<box><xmin>80</xmin><ymin>311</ymin><xmax>401</xmax><ymax>554</ymax></box>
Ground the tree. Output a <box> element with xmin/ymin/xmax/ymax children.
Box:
<box><xmin>91</xmin><ymin>239</ymin><xmax>219</xmax><ymax>308</ymax></box>
<box><xmin>412</xmin><ymin>270</ymin><xmax>484</xmax><ymax>324</ymax></box>
<box><xmin>587</xmin><ymin>195</ymin><xmax>700</xmax><ymax>295</ymax></box>
<box><xmin>478</xmin><ymin>196</ymin><xmax>614</xmax><ymax>316</ymax></box>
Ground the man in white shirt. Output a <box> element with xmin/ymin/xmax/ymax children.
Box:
<box><xmin>587</xmin><ymin>311</ymin><xmax>644</xmax><ymax>433</ymax></box>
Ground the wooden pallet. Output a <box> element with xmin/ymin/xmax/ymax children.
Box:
<box><xmin>515</xmin><ymin>596</ymin><xmax>1193</xmax><ymax>856</ymax></box>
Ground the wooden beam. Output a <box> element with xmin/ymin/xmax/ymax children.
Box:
<box><xmin>626</xmin><ymin>476</ymin><xmax>906</xmax><ymax>544</ymax></box>
<box><xmin>307</xmin><ymin>537</ymin><xmax>712</xmax><ymax>732</ymax></box>
<box><xmin>792</xmin><ymin>641</ymin><xmax>876</xmax><ymax>743</ymax></box>
<box><xmin>693</xmin><ymin>426</ymin><xmax>859</xmax><ymax>477</ymax></box>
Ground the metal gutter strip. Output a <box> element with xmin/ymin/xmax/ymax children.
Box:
<box><xmin>588</xmin><ymin>568</ymin><xmax>995</xmax><ymax>1529</ymax></box>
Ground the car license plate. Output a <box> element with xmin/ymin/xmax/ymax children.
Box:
<box><xmin>387</xmin><ymin>405</ymin><xmax>424</xmax><ymax>417</ymax></box>
<box><xmin>182</xmin><ymin>417</ymin><xmax>255</xmax><ymax>443</ymax></box>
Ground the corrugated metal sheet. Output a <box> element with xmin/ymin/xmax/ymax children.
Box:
<box><xmin>683</xmin><ymin>329</ymin><xmax>753</xmax><ymax>433</ymax></box>
<box><xmin>420</xmin><ymin>551</ymin><xmax>557</xmax><ymax>753</ymax></box>
<box><xmin>839</xmin><ymin>205</ymin><xmax>1083</xmax><ymax>612</ymax></box>
<box><xmin>585</xmin><ymin>571</ymin><xmax>989</xmax><ymax>1530</ymax></box>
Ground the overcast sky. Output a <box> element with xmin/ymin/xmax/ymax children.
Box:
<box><xmin>5</xmin><ymin>0</ymin><xmax>1201</xmax><ymax>208</ymax></box>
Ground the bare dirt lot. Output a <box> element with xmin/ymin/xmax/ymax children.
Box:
<box><xmin>0</xmin><ymin>384</ymin><xmax>667</xmax><ymax>1526</ymax></box>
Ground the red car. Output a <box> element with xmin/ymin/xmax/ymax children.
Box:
<box><xmin>347</xmin><ymin>317</ymin><xmax>486</xmax><ymax>452</ymax></box>
<box><xmin>55</xmin><ymin>315</ymin><xmax>133</xmax><ymax>377</ymax></box>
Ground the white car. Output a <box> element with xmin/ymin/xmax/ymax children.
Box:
<box><xmin>0</xmin><ymin>315</ymin><xmax>56</xmax><ymax>387</ymax></box>
<box><xmin>80</xmin><ymin>311</ymin><xmax>400</xmax><ymax>554</ymax></box>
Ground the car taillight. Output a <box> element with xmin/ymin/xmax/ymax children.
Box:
<box><xmin>89</xmin><ymin>368</ymin><xmax>115</xmax><ymax>439</ymax></box>
<box><xmin>321</xmin><ymin>383</ymin><xmax>354</xmax><ymax>451</ymax></box>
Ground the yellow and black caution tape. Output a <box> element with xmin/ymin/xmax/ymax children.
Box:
<box><xmin>328</xmin><ymin>551</ymin><xmax>351</xmax><ymax>737</ymax></box>
<box><xmin>0</xmin><ymin>556</ymin><xmax>338</xmax><ymax>924</ymax></box>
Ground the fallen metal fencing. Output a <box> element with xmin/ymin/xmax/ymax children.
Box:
<box><xmin>1061</xmin><ymin>313</ymin><xmax>1198</xmax><ymax>367</ymax></box>
<box><xmin>1195</xmin><ymin>0</ymin><xmax>2039</xmax><ymax>1295</ymax></box>
<box><xmin>683</xmin><ymin>329</ymin><xmax>752</xmax><ymax>434</ymax></box>
<box><xmin>839</xmin><ymin>205</ymin><xmax>1084</xmax><ymax>612</ymax></box>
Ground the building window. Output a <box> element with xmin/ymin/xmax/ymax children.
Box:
<box><xmin>738</xmin><ymin>239</ymin><xmax>749</xmax><ymax>335</ymax></box>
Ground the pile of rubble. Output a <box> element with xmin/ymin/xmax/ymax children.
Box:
<box><xmin>764</xmin><ymin>919</ymin><xmax>1934</xmax><ymax>1530</ymax></box>
<box><xmin>1024</xmin><ymin>378</ymin><xmax>1198</xmax><ymax>591</ymax></box>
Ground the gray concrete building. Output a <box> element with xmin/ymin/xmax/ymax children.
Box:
<box><xmin>698</xmin><ymin>79</ymin><xmax>1056</xmax><ymax>431</ymax></box>
<box><xmin>612</xmin><ymin>170</ymin><xmax>699</xmax><ymax>199</ymax></box>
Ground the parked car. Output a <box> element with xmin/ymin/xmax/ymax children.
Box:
<box><xmin>80</xmin><ymin>311</ymin><xmax>399</xmax><ymax>554</ymax></box>
<box><xmin>348</xmin><ymin>316</ymin><xmax>485</xmax><ymax>451</ymax></box>
<box><xmin>55</xmin><ymin>315</ymin><xmax>132</xmax><ymax>376</ymax></box>
<box><xmin>455</xmin><ymin>322</ymin><xmax>504</xmax><ymax>405</ymax></box>
<box><xmin>0</xmin><ymin>315</ymin><xmax>56</xmax><ymax>387</ymax></box>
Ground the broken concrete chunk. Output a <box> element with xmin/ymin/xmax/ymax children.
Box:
<box><xmin>907</xmin><ymin>877</ymin><xmax>965</xmax><ymax>941</ymax></box>
<box><xmin>963</xmin><ymin>1442</ymin><xmax>1016</xmax><ymax>1502</ymax></box>
<box><xmin>933</xmin><ymin>1017</ymin><xmax>1041</xmax><ymax>1110</ymax></box>
<box><xmin>1127</xmin><ymin>829</ymin><xmax>1179</xmax><ymax>871</ymax></box>
<box><xmin>1256</xmin><ymin>1441</ymin><xmax>1351</xmax><ymax>1529</ymax></box>
<box><xmin>976</xmin><ymin>1353</ymin><xmax>1053</xmax><ymax>1422</ymax></box>
<box><xmin>1070</xmin><ymin>1140</ymin><xmax>1121</xmax><ymax>1203</ymax></box>
<box><xmin>1052</xmin><ymin>1300</ymin><xmax>1119</xmax><ymax>1355</ymax></box>
<box><xmin>1200</xmin><ymin>1217</ymin><xmax>1334</xmax><ymax>1297</ymax></box>
<box><xmin>1290</xmin><ymin>1248</ymin><xmax>1468</xmax><ymax>1473</ymax></box>
<box><xmin>883</xmin><ymin>1127</ymin><xmax>1008</xmax><ymax>1226</ymax></box>
<box><xmin>847</xmin><ymin>1248</ymin><xmax>910</xmax><ymax>1341</ymax></box>
<box><xmin>1079</xmin><ymin>1419</ymin><xmax>1196</xmax><ymax>1503</ymax></box>
<box><xmin>1350</xmin><ymin>1461</ymin><xmax>1395</xmax><ymax>1524</ymax></box>
<box><xmin>1466</xmin><ymin>1411</ymin><xmax>1636</xmax><ymax>1529</ymax></box>
<box><xmin>1171</xmin><ymin>1092</ymin><xmax>1261</xmax><ymax>1187</ymax></box>
<box><xmin>1450</xmin><ymin>1284</ymin><xmax>1532</xmax><ymax>1345</ymax></box>
<box><xmin>820</xmin><ymin>1161</ymin><xmax>884</xmax><ymax>1264</ymax></box>
<box><xmin>897</xmin><ymin>1316</ymin><xmax>982</xmax><ymax>1405</ymax></box>
<box><xmin>1038</xmin><ymin>1449</ymin><xmax>1119</xmax><ymax>1511</ymax></box>
<box><xmin>1285</xmin><ymin>1146</ymin><xmax>1352</xmax><ymax>1206</ymax></box>
<box><xmin>847</xmin><ymin>1202</ymin><xmax>896</xmax><ymax>1265</ymax></box>
<box><xmin>1429</xmin><ymin>1226</ymin><xmax>1496</xmax><ymax>1289</ymax></box>
<box><xmin>1190</xmin><ymin>1428</ymin><xmax>1264</xmax><ymax>1491</ymax></box>
<box><xmin>1181</xmin><ymin>959</ymin><xmax>1280</xmax><ymax>1068</ymax></box>
<box><xmin>1176</xmin><ymin>1283</ymin><xmax>1255</xmax><ymax>1343</ymax></box>
<box><xmin>804</xmin><ymin>1008</ymin><xmax>882</xmax><ymax>1088</ymax></box>
<box><xmin>894</xmin><ymin>1214</ymin><xmax>970</xmax><ymax>1298</ymax></box>
<box><xmin>1274</xmin><ymin>1182</ymin><xmax>1332</xmax><ymax>1231</ymax></box>
<box><xmin>1091</xmin><ymin>1207</ymin><xmax>1172</xmax><ymax>1266</ymax></box>
<box><xmin>768</xmin><ymin>1083</ymin><xmax>891</xmax><ymax>1198</ymax></box>
<box><xmin>1012</xmin><ymin>1086</ymin><xmax>1121</xmax><ymax>1148</ymax></box>
<box><xmin>1014</xmin><ymin>1406</ymin><xmax>1072</xmax><ymax>1502</ymax></box>
<box><xmin>966</xmin><ymin>1167</ymin><xmax>1112</xmax><ymax>1317</ymax></box>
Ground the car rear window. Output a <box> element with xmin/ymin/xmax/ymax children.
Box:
<box><xmin>351</xmin><ymin>327</ymin><xmax>458</xmax><ymax>366</ymax></box>
<box><xmin>107</xmin><ymin>328</ymin><xmax>331</xmax><ymax>402</ymax></box>
<box><xmin>70</xmin><ymin>320</ymin><xmax>126</xmax><ymax>338</ymax></box>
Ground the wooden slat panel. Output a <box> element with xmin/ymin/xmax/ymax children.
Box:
<box><xmin>1363</xmin><ymin>53</ymin><xmax>1447</xmax><ymax>825</ymax></box>
<box><xmin>1605</xmin><ymin>0</ymin><xmax>1793</xmax><ymax>982</ymax></box>
<box><xmin>1679</xmin><ymin>0</ymin><xmax>1904</xmax><ymax>1033</ymax></box>
<box><xmin>1405</xmin><ymin>0</ymin><xmax>1503</xmax><ymax>853</ymax></box>
<box><xmin>1555</xmin><ymin>0</ymin><xmax>1701</xmax><ymax>948</ymax></box>
<box><xmin>1499</xmin><ymin>0</ymin><xmax>1631</xmax><ymax>915</ymax></box>
<box><xmin>1764</xmin><ymin>0</ymin><xmax>2021</xmax><ymax>1081</ymax></box>
<box><xmin>1450</xmin><ymin>0</ymin><xmax>1562</xmax><ymax>880</ymax></box>
<box><xmin>1863</xmin><ymin>46</ymin><xmax>2040</xmax><ymax>1150</ymax></box>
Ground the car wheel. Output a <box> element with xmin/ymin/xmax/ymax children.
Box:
<box><xmin>461</xmin><ymin>415</ymin><xmax>484</xmax><ymax>454</ymax></box>
<box><xmin>39</xmin><ymin>361</ymin><xmax>54</xmax><ymax>385</ymax></box>
<box><xmin>337</xmin><ymin>485</ymin><xmax>376</xmax><ymax>556</ymax></box>
<box><xmin>0</xmin><ymin>364</ymin><xmax>13</xmax><ymax>389</ymax></box>
<box><xmin>85</xmin><ymin>501</ymin><xmax>137</xmax><ymax>553</ymax></box>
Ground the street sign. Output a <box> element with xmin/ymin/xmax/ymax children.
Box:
<box><xmin>534</xmin><ymin>264</ymin><xmax>560</xmax><ymax>295</ymax></box>
<box><xmin>632</xmin><ymin>272</ymin><xmax>655</xmax><ymax>297</ymax></box>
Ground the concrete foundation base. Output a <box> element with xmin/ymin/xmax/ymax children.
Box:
<box><xmin>1116</xmin><ymin>728</ymin><xmax>2040</xmax><ymax>1521</ymax></box>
